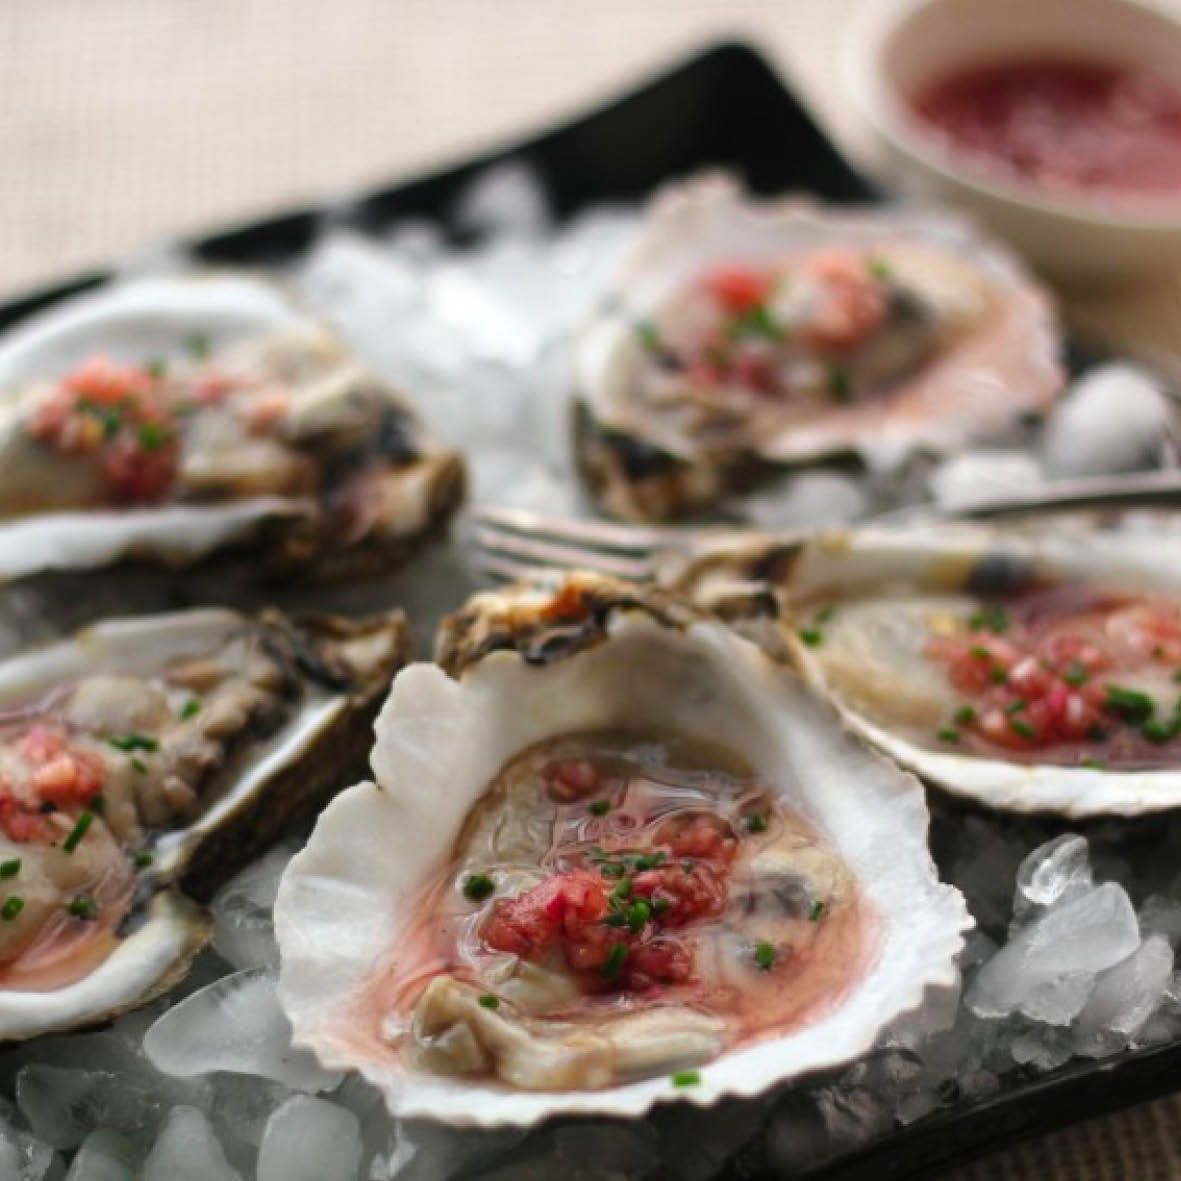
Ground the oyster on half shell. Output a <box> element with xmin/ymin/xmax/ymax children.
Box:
<box><xmin>573</xmin><ymin>174</ymin><xmax>1062</xmax><ymax>521</ymax></box>
<box><xmin>276</xmin><ymin>573</ymin><xmax>968</xmax><ymax>1126</ymax></box>
<box><xmin>682</xmin><ymin>516</ymin><xmax>1181</xmax><ymax>817</ymax></box>
<box><xmin>0</xmin><ymin>273</ymin><xmax>464</xmax><ymax>581</ymax></box>
<box><xmin>0</xmin><ymin>605</ymin><xmax>408</xmax><ymax>1040</ymax></box>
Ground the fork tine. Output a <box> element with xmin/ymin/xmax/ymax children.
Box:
<box><xmin>472</xmin><ymin>521</ymin><xmax>655</xmax><ymax>580</ymax></box>
<box><xmin>469</xmin><ymin>549</ymin><xmax>555</xmax><ymax>584</ymax></box>
<box><xmin>472</xmin><ymin>506</ymin><xmax>690</xmax><ymax>556</ymax></box>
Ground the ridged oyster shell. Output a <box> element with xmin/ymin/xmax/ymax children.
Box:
<box><xmin>0</xmin><ymin>272</ymin><xmax>464</xmax><ymax>580</ymax></box>
<box><xmin>276</xmin><ymin>573</ymin><xmax>968</xmax><ymax>1126</ymax></box>
<box><xmin>0</xmin><ymin>605</ymin><xmax>409</xmax><ymax>1040</ymax></box>
<box><xmin>573</xmin><ymin>173</ymin><xmax>1062</xmax><ymax>520</ymax></box>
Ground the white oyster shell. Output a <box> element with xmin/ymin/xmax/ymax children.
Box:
<box><xmin>575</xmin><ymin>173</ymin><xmax>1062</xmax><ymax>508</ymax></box>
<box><xmin>275</xmin><ymin>589</ymin><xmax>969</xmax><ymax>1126</ymax></box>
<box><xmin>779</xmin><ymin>519</ymin><xmax>1181</xmax><ymax>817</ymax></box>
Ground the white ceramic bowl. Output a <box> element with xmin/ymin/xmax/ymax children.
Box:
<box><xmin>843</xmin><ymin>0</ymin><xmax>1181</xmax><ymax>281</ymax></box>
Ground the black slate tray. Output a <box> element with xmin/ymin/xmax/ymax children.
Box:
<box><xmin>2</xmin><ymin>40</ymin><xmax>1179</xmax><ymax>1181</ymax></box>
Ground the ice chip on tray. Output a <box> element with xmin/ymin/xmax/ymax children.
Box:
<box><xmin>142</xmin><ymin>1106</ymin><xmax>241</xmax><ymax>1181</ymax></box>
<box><xmin>256</xmin><ymin>1095</ymin><xmax>362</xmax><ymax>1181</ymax></box>
<box><xmin>63</xmin><ymin>1129</ymin><xmax>144</xmax><ymax>1181</ymax></box>
<box><xmin>142</xmin><ymin>968</ymin><xmax>341</xmax><ymax>1092</ymax></box>
<box><xmin>1012</xmin><ymin>833</ymin><xmax>1094</xmax><ymax>921</ymax></box>
<box><xmin>0</xmin><ymin>1113</ymin><xmax>58</xmax><ymax>1181</ymax></box>
<box><xmin>453</xmin><ymin>161</ymin><xmax>554</xmax><ymax>239</ymax></box>
<box><xmin>211</xmin><ymin>841</ymin><xmax>300</xmax><ymax>972</ymax></box>
<box><xmin>1072</xmin><ymin>934</ymin><xmax>1175</xmax><ymax>1058</ymax></box>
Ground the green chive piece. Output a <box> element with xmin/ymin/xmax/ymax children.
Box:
<box><xmin>180</xmin><ymin>699</ymin><xmax>200</xmax><ymax>720</ymax></box>
<box><xmin>630</xmin><ymin>851</ymin><xmax>666</xmax><ymax>871</ymax></box>
<box><xmin>601</xmin><ymin>943</ymin><xmax>628</xmax><ymax>980</ymax></box>
<box><xmin>1104</xmin><ymin>684</ymin><xmax>1156</xmax><ymax>724</ymax></box>
<box><xmin>89</xmin><ymin>794</ymin><xmax>105</xmax><ymax>815</ymax></box>
<box><xmin>936</xmin><ymin>727</ymin><xmax>960</xmax><ymax>744</ymax></box>
<box><xmin>611</xmin><ymin>877</ymin><xmax>633</xmax><ymax>903</ymax></box>
<box><xmin>815</xmin><ymin>604</ymin><xmax>836</xmax><ymax>624</ymax></box>
<box><xmin>588</xmin><ymin>799</ymin><xmax>610</xmax><ymax>817</ymax></box>
<box><xmin>798</xmin><ymin>628</ymin><xmax>823</xmax><ymax>648</ymax></box>
<box><xmin>1173</xmin><ymin>669</ymin><xmax>1181</xmax><ymax>684</ymax></box>
<box><xmin>67</xmin><ymin>895</ymin><xmax>97</xmax><ymax>920</ymax></box>
<box><xmin>635</xmin><ymin>321</ymin><xmax>663</xmax><ymax>353</ymax></box>
<box><xmin>990</xmin><ymin>668</ymin><xmax>1008</xmax><ymax>685</ymax></box>
<box><xmin>742</xmin><ymin>813</ymin><xmax>768</xmax><ymax>834</ymax></box>
<box><xmin>133</xmin><ymin>850</ymin><xmax>153</xmax><ymax>870</ymax></box>
<box><xmin>462</xmin><ymin>873</ymin><xmax>494</xmax><ymax>902</ymax></box>
<box><xmin>671</xmin><ymin>1070</ymin><xmax>701</xmax><ymax>1087</ymax></box>
<box><xmin>1081</xmin><ymin>757</ymin><xmax>1104</xmax><ymax>769</ymax></box>
<box><xmin>970</xmin><ymin>645</ymin><xmax>991</xmax><ymax>660</ymax></box>
<box><xmin>62</xmin><ymin>810</ymin><xmax>94</xmax><ymax>853</ymax></box>
<box><xmin>868</xmin><ymin>256</ymin><xmax>892</xmax><ymax>281</ymax></box>
<box><xmin>1</xmin><ymin>896</ymin><xmax>23</xmax><ymax>921</ymax></box>
<box><xmin>1064</xmin><ymin>661</ymin><xmax>1088</xmax><ymax>687</ymax></box>
<box><xmin>145</xmin><ymin>358</ymin><xmax>167</xmax><ymax>379</ymax></box>
<box><xmin>599</xmin><ymin>862</ymin><xmax>625</xmax><ymax>879</ymax></box>
<box><xmin>1005</xmin><ymin>699</ymin><xmax>1027</xmax><ymax>715</ymax></box>
<box><xmin>185</xmin><ymin>332</ymin><xmax>210</xmax><ymax>360</ymax></box>
<box><xmin>627</xmin><ymin>900</ymin><xmax>652</xmax><ymax>933</ymax></box>
<box><xmin>130</xmin><ymin>757</ymin><xmax>148</xmax><ymax>774</ymax></box>
<box><xmin>1142</xmin><ymin>716</ymin><xmax>1181</xmax><ymax>744</ymax></box>
<box><xmin>137</xmin><ymin>422</ymin><xmax>168</xmax><ymax>452</ymax></box>
<box><xmin>107</xmin><ymin>733</ymin><xmax>159</xmax><ymax>753</ymax></box>
<box><xmin>477</xmin><ymin>994</ymin><xmax>500</xmax><ymax>1010</ymax></box>
<box><xmin>809</xmin><ymin>899</ymin><xmax>826</xmax><ymax>922</ymax></box>
<box><xmin>1010</xmin><ymin>719</ymin><xmax>1035</xmax><ymax>740</ymax></box>
<box><xmin>754</xmin><ymin>940</ymin><xmax>777</xmax><ymax>971</ymax></box>
<box><xmin>603</xmin><ymin>912</ymin><xmax>627</xmax><ymax>928</ymax></box>
<box><xmin>728</xmin><ymin>303</ymin><xmax>782</xmax><ymax>342</ymax></box>
<box><xmin>953</xmin><ymin>705</ymin><xmax>976</xmax><ymax>726</ymax></box>
<box><xmin>968</xmin><ymin>605</ymin><xmax>1009</xmax><ymax>634</ymax></box>
<box><xmin>652</xmin><ymin>897</ymin><xmax>671</xmax><ymax>915</ymax></box>
<box><xmin>0</xmin><ymin>859</ymin><xmax>20</xmax><ymax>879</ymax></box>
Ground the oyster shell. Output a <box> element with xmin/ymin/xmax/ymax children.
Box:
<box><xmin>0</xmin><ymin>273</ymin><xmax>464</xmax><ymax>580</ymax></box>
<box><xmin>693</xmin><ymin>518</ymin><xmax>1181</xmax><ymax>817</ymax></box>
<box><xmin>0</xmin><ymin>605</ymin><xmax>408</xmax><ymax>1039</ymax></box>
<box><xmin>276</xmin><ymin>573</ymin><xmax>968</xmax><ymax>1125</ymax></box>
<box><xmin>573</xmin><ymin>174</ymin><xmax>1062</xmax><ymax>520</ymax></box>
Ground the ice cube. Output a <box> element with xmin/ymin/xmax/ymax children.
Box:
<box><xmin>967</xmin><ymin>882</ymin><xmax>1140</xmax><ymax>1019</ymax></box>
<box><xmin>1008</xmin><ymin>1027</ymin><xmax>1074</xmax><ymax>1073</ymax></box>
<box><xmin>764</xmin><ymin>1086</ymin><xmax>892</xmax><ymax>1175</ymax></box>
<box><xmin>1017</xmin><ymin>972</ymin><xmax>1096</xmax><ymax>1025</ymax></box>
<box><xmin>1138</xmin><ymin>895</ymin><xmax>1181</xmax><ymax>949</ymax></box>
<box><xmin>211</xmin><ymin>842</ymin><xmax>300</xmax><ymax>971</ymax></box>
<box><xmin>453</xmin><ymin>161</ymin><xmax>552</xmax><ymax>239</ymax></box>
<box><xmin>1013</xmin><ymin>834</ymin><xmax>1094</xmax><ymax>921</ymax></box>
<box><xmin>209</xmin><ymin>1073</ymin><xmax>293</xmax><ymax>1150</ymax></box>
<box><xmin>142</xmin><ymin>1106</ymin><xmax>240</xmax><ymax>1181</ymax></box>
<box><xmin>142</xmin><ymin>967</ymin><xmax>340</xmax><ymax>1092</ymax></box>
<box><xmin>64</xmin><ymin>1129</ymin><xmax>144</xmax><ymax>1181</ymax></box>
<box><xmin>928</xmin><ymin>450</ymin><xmax>1044</xmax><ymax>509</ymax></box>
<box><xmin>256</xmin><ymin>1094</ymin><xmax>362</xmax><ymax>1181</ymax></box>
<box><xmin>0</xmin><ymin>1113</ymin><xmax>59</xmax><ymax>1180</ymax></box>
<box><xmin>1073</xmin><ymin>934</ymin><xmax>1175</xmax><ymax>1058</ymax></box>
<box><xmin>1041</xmin><ymin>363</ymin><xmax>1173</xmax><ymax>477</ymax></box>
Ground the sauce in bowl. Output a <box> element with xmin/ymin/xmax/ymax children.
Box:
<box><xmin>912</xmin><ymin>58</ymin><xmax>1181</xmax><ymax>205</ymax></box>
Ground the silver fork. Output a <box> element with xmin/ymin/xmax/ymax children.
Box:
<box><xmin>469</xmin><ymin>468</ymin><xmax>1181</xmax><ymax>584</ymax></box>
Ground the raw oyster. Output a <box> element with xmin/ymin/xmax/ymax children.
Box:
<box><xmin>693</xmin><ymin>517</ymin><xmax>1181</xmax><ymax>817</ymax></box>
<box><xmin>0</xmin><ymin>605</ymin><xmax>408</xmax><ymax>1039</ymax></box>
<box><xmin>276</xmin><ymin>573</ymin><xmax>968</xmax><ymax>1125</ymax></box>
<box><xmin>573</xmin><ymin>174</ymin><xmax>1062</xmax><ymax>520</ymax></box>
<box><xmin>0</xmin><ymin>273</ymin><xmax>464</xmax><ymax>580</ymax></box>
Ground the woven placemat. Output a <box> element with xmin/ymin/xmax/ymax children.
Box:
<box><xmin>1</xmin><ymin>2</ymin><xmax>1180</xmax><ymax>1177</ymax></box>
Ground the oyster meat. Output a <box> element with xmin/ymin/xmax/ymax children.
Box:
<box><xmin>709</xmin><ymin>518</ymin><xmax>1181</xmax><ymax>817</ymax></box>
<box><xmin>276</xmin><ymin>574</ymin><xmax>968</xmax><ymax>1126</ymax></box>
<box><xmin>573</xmin><ymin>174</ymin><xmax>1062</xmax><ymax>520</ymax></box>
<box><xmin>0</xmin><ymin>273</ymin><xmax>465</xmax><ymax>580</ymax></box>
<box><xmin>0</xmin><ymin>605</ymin><xmax>408</xmax><ymax>1040</ymax></box>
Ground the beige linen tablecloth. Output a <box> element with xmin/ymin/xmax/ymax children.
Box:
<box><xmin>2</xmin><ymin>1</ymin><xmax>1180</xmax><ymax>1176</ymax></box>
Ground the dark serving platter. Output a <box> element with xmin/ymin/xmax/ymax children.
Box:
<box><xmin>2</xmin><ymin>39</ymin><xmax>1179</xmax><ymax>1181</ymax></box>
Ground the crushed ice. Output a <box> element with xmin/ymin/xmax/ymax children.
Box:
<box><xmin>0</xmin><ymin>160</ymin><xmax>1179</xmax><ymax>1178</ymax></box>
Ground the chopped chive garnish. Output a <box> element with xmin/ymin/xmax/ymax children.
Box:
<box><xmin>477</xmin><ymin>994</ymin><xmax>500</xmax><ymax>1010</ymax></box>
<box><xmin>815</xmin><ymin>604</ymin><xmax>836</xmax><ymax>624</ymax></box>
<box><xmin>62</xmin><ymin>810</ymin><xmax>94</xmax><ymax>853</ymax></box>
<box><xmin>588</xmin><ymin>799</ymin><xmax>610</xmax><ymax>817</ymax></box>
<box><xmin>728</xmin><ymin>303</ymin><xmax>782</xmax><ymax>342</ymax></box>
<box><xmin>133</xmin><ymin>850</ymin><xmax>153</xmax><ymax>870</ymax></box>
<box><xmin>630</xmin><ymin>851</ymin><xmax>666</xmax><ymax>871</ymax></box>
<box><xmin>798</xmin><ymin>628</ymin><xmax>823</xmax><ymax>647</ymax></box>
<box><xmin>868</xmin><ymin>256</ymin><xmax>892</xmax><ymax>281</ymax></box>
<box><xmin>67</xmin><ymin>895</ymin><xmax>97</xmax><ymax>920</ymax></box>
<box><xmin>603</xmin><ymin>912</ymin><xmax>627</xmax><ymax>928</ymax></box>
<box><xmin>627</xmin><ymin>900</ymin><xmax>652</xmax><ymax>933</ymax></box>
<box><xmin>599</xmin><ymin>862</ymin><xmax>625</xmax><ymax>878</ymax></box>
<box><xmin>1064</xmin><ymin>661</ymin><xmax>1088</xmax><ymax>686</ymax></box>
<box><xmin>990</xmin><ymin>668</ymin><xmax>1008</xmax><ymax>685</ymax></box>
<box><xmin>89</xmin><ymin>794</ymin><xmax>105</xmax><ymax>814</ymax></box>
<box><xmin>137</xmin><ymin>422</ymin><xmax>168</xmax><ymax>452</ymax></box>
<box><xmin>968</xmin><ymin>605</ymin><xmax>1009</xmax><ymax>634</ymax></box>
<box><xmin>107</xmin><ymin>733</ymin><xmax>159</xmax><ymax>753</ymax></box>
<box><xmin>0</xmin><ymin>897</ymin><xmax>22</xmax><ymax>921</ymax></box>
<box><xmin>601</xmin><ymin>943</ymin><xmax>628</xmax><ymax>980</ymax></box>
<box><xmin>1142</xmin><ymin>716</ymin><xmax>1181</xmax><ymax>743</ymax></box>
<box><xmin>809</xmin><ymin>899</ymin><xmax>826</xmax><ymax>922</ymax></box>
<box><xmin>936</xmin><ymin>727</ymin><xmax>960</xmax><ymax>744</ymax></box>
<box><xmin>1005</xmin><ymin>699</ymin><xmax>1027</xmax><ymax>715</ymax></box>
<box><xmin>1104</xmin><ymin>684</ymin><xmax>1155</xmax><ymax>724</ymax></box>
<box><xmin>130</xmin><ymin>757</ymin><xmax>148</xmax><ymax>774</ymax></box>
<box><xmin>652</xmin><ymin>897</ymin><xmax>671</xmax><ymax>915</ymax></box>
<box><xmin>827</xmin><ymin>366</ymin><xmax>852</xmax><ymax>401</ymax></box>
<box><xmin>635</xmin><ymin>320</ymin><xmax>663</xmax><ymax>353</ymax></box>
<box><xmin>185</xmin><ymin>332</ymin><xmax>210</xmax><ymax>360</ymax></box>
<box><xmin>611</xmin><ymin>877</ymin><xmax>633</xmax><ymax>902</ymax></box>
<box><xmin>671</xmin><ymin>1070</ymin><xmax>701</xmax><ymax>1088</ymax></box>
<box><xmin>180</xmin><ymin>699</ymin><xmax>201</xmax><ymax>720</ymax></box>
<box><xmin>753</xmin><ymin>941</ymin><xmax>777</xmax><ymax>971</ymax></box>
<box><xmin>953</xmin><ymin>705</ymin><xmax>976</xmax><ymax>726</ymax></box>
<box><xmin>742</xmin><ymin>813</ymin><xmax>768</xmax><ymax>834</ymax></box>
<box><xmin>0</xmin><ymin>859</ymin><xmax>20</xmax><ymax>879</ymax></box>
<box><xmin>970</xmin><ymin>645</ymin><xmax>991</xmax><ymax>660</ymax></box>
<box><xmin>462</xmin><ymin>873</ymin><xmax>494</xmax><ymax>902</ymax></box>
<box><xmin>1173</xmin><ymin>669</ymin><xmax>1181</xmax><ymax>684</ymax></box>
<box><xmin>1081</xmin><ymin>757</ymin><xmax>1104</xmax><ymax>769</ymax></box>
<box><xmin>145</xmin><ymin>358</ymin><xmax>167</xmax><ymax>379</ymax></box>
<box><xmin>1010</xmin><ymin>719</ymin><xmax>1035</xmax><ymax>740</ymax></box>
